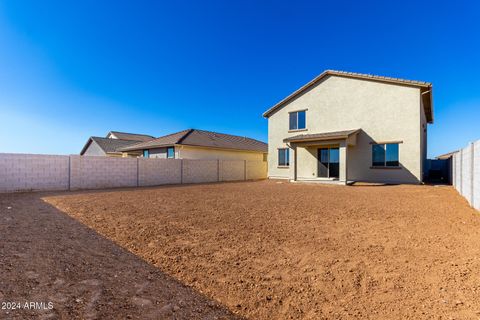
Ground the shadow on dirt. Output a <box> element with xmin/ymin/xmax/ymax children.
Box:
<box><xmin>0</xmin><ymin>191</ymin><xmax>243</xmax><ymax>320</ymax></box>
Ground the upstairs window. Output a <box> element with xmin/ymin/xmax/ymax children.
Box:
<box><xmin>289</xmin><ymin>110</ymin><xmax>306</xmax><ymax>130</ymax></box>
<box><xmin>167</xmin><ymin>147</ymin><xmax>175</xmax><ymax>159</ymax></box>
<box><xmin>143</xmin><ymin>150</ymin><xmax>149</xmax><ymax>158</ymax></box>
<box><xmin>372</xmin><ymin>143</ymin><xmax>399</xmax><ymax>167</ymax></box>
<box><xmin>278</xmin><ymin>148</ymin><xmax>290</xmax><ymax>167</ymax></box>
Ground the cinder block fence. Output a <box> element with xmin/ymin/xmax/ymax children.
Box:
<box><xmin>452</xmin><ymin>140</ymin><xmax>480</xmax><ymax>211</ymax></box>
<box><xmin>0</xmin><ymin>154</ymin><xmax>267</xmax><ymax>193</ymax></box>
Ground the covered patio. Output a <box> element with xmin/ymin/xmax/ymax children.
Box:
<box><xmin>284</xmin><ymin>129</ymin><xmax>360</xmax><ymax>184</ymax></box>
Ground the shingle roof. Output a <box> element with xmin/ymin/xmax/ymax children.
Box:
<box><xmin>283</xmin><ymin>129</ymin><xmax>360</xmax><ymax>143</ymax></box>
<box><xmin>108</xmin><ymin>131</ymin><xmax>155</xmax><ymax>142</ymax></box>
<box><xmin>119</xmin><ymin>129</ymin><xmax>268</xmax><ymax>153</ymax></box>
<box><xmin>263</xmin><ymin>70</ymin><xmax>433</xmax><ymax>123</ymax></box>
<box><xmin>80</xmin><ymin>137</ymin><xmax>142</xmax><ymax>155</ymax></box>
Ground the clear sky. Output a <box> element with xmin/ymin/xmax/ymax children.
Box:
<box><xmin>0</xmin><ymin>1</ymin><xmax>479</xmax><ymax>157</ymax></box>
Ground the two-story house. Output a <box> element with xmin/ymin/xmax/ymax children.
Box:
<box><xmin>263</xmin><ymin>70</ymin><xmax>433</xmax><ymax>184</ymax></box>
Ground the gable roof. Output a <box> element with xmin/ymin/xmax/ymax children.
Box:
<box><xmin>262</xmin><ymin>70</ymin><xmax>433</xmax><ymax>123</ymax></box>
<box><xmin>119</xmin><ymin>129</ymin><xmax>268</xmax><ymax>153</ymax></box>
<box><xmin>107</xmin><ymin>131</ymin><xmax>155</xmax><ymax>142</ymax></box>
<box><xmin>80</xmin><ymin>137</ymin><xmax>142</xmax><ymax>155</ymax></box>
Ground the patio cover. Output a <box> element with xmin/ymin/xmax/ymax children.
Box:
<box><xmin>283</xmin><ymin>129</ymin><xmax>360</xmax><ymax>144</ymax></box>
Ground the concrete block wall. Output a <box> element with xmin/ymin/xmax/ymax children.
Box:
<box><xmin>182</xmin><ymin>159</ymin><xmax>219</xmax><ymax>184</ymax></box>
<box><xmin>0</xmin><ymin>153</ymin><xmax>268</xmax><ymax>193</ymax></box>
<box><xmin>453</xmin><ymin>141</ymin><xmax>479</xmax><ymax>211</ymax></box>
<box><xmin>138</xmin><ymin>158</ymin><xmax>182</xmax><ymax>186</ymax></box>
<box><xmin>474</xmin><ymin>141</ymin><xmax>480</xmax><ymax>210</ymax></box>
<box><xmin>461</xmin><ymin>146</ymin><xmax>472</xmax><ymax>205</ymax></box>
<box><xmin>70</xmin><ymin>155</ymin><xmax>137</xmax><ymax>190</ymax></box>
<box><xmin>220</xmin><ymin>160</ymin><xmax>245</xmax><ymax>182</ymax></box>
<box><xmin>0</xmin><ymin>153</ymin><xmax>69</xmax><ymax>192</ymax></box>
<box><xmin>453</xmin><ymin>153</ymin><xmax>461</xmax><ymax>190</ymax></box>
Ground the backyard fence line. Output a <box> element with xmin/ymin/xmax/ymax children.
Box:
<box><xmin>0</xmin><ymin>153</ymin><xmax>267</xmax><ymax>193</ymax></box>
<box><xmin>452</xmin><ymin>140</ymin><xmax>480</xmax><ymax>211</ymax></box>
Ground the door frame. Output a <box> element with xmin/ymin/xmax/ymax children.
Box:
<box><xmin>317</xmin><ymin>147</ymin><xmax>340</xmax><ymax>179</ymax></box>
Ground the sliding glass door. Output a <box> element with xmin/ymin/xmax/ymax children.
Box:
<box><xmin>317</xmin><ymin>147</ymin><xmax>340</xmax><ymax>178</ymax></box>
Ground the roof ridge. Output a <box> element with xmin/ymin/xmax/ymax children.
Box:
<box><xmin>92</xmin><ymin>136</ymin><xmax>143</xmax><ymax>142</ymax></box>
<box><xmin>326</xmin><ymin>69</ymin><xmax>431</xmax><ymax>85</ymax></box>
<box><xmin>177</xmin><ymin>128</ymin><xmax>195</xmax><ymax>144</ymax></box>
<box><xmin>191</xmin><ymin>128</ymin><xmax>264</xmax><ymax>142</ymax></box>
<box><xmin>152</xmin><ymin>128</ymin><xmax>192</xmax><ymax>140</ymax></box>
<box><xmin>109</xmin><ymin>130</ymin><xmax>154</xmax><ymax>137</ymax></box>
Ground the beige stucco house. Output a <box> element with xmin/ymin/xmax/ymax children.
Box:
<box><xmin>119</xmin><ymin>129</ymin><xmax>268</xmax><ymax>161</ymax></box>
<box><xmin>263</xmin><ymin>70</ymin><xmax>433</xmax><ymax>184</ymax></box>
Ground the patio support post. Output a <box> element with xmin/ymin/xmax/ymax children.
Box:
<box><xmin>289</xmin><ymin>144</ymin><xmax>297</xmax><ymax>181</ymax></box>
<box><xmin>339</xmin><ymin>141</ymin><xmax>348</xmax><ymax>184</ymax></box>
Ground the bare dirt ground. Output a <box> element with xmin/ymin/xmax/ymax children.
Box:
<box><xmin>0</xmin><ymin>191</ymin><xmax>239</xmax><ymax>320</ymax></box>
<box><xmin>2</xmin><ymin>181</ymin><xmax>480</xmax><ymax>319</ymax></box>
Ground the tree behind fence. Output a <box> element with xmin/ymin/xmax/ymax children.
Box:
<box><xmin>452</xmin><ymin>140</ymin><xmax>480</xmax><ymax>211</ymax></box>
<box><xmin>0</xmin><ymin>154</ymin><xmax>267</xmax><ymax>193</ymax></box>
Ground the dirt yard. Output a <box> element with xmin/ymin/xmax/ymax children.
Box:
<box><xmin>2</xmin><ymin>181</ymin><xmax>480</xmax><ymax>319</ymax></box>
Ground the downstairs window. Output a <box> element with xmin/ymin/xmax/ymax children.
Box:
<box><xmin>278</xmin><ymin>148</ymin><xmax>290</xmax><ymax>167</ymax></box>
<box><xmin>372</xmin><ymin>143</ymin><xmax>399</xmax><ymax>167</ymax></box>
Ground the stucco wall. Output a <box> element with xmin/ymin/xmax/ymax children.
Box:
<box><xmin>146</xmin><ymin>147</ymin><xmax>181</xmax><ymax>159</ymax></box>
<box><xmin>0</xmin><ymin>153</ymin><xmax>69</xmax><ymax>192</ymax></box>
<box><xmin>148</xmin><ymin>147</ymin><xmax>169</xmax><ymax>159</ymax></box>
<box><xmin>420</xmin><ymin>98</ymin><xmax>428</xmax><ymax>179</ymax></box>
<box><xmin>246</xmin><ymin>160</ymin><xmax>268</xmax><ymax>180</ymax></box>
<box><xmin>178</xmin><ymin>145</ymin><xmax>265</xmax><ymax>161</ymax></box>
<box><xmin>267</xmin><ymin>75</ymin><xmax>425</xmax><ymax>183</ymax></box>
<box><xmin>82</xmin><ymin>140</ymin><xmax>107</xmax><ymax>156</ymax></box>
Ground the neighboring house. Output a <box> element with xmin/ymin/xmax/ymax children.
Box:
<box><xmin>118</xmin><ymin>129</ymin><xmax>268</xmax><ymax>161</ymax></box>
<box><xmin>436</xmin><ymin>150</ymin><xmax>458</xmax><ymax>160</ymax></box>
<box><xmin>80</xmin><ymin>131</ymin><xmax>155</xmax><ymax>157</ymax></box>
<box><xmin>429</xmin><ymin>150</ymin><xmax>459</xmax><ymax>184</ymax></box>
<box><xmin>105</xmin><ymin>131</ymin><xmax>155</xmax><ymax>142</ymax></box>
<box><xmin>263</xmin><ymin>70</ymin><xmax>434</xmax><ymax>184</ymax></box>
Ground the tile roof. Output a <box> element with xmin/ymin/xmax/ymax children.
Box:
<box><xmin>326</xmin><ymin>70</ymin><xmax>432</xmax><ymax>87</ymax></box>
<box><xmin>108</xmin><ymin>131</ymin><xmax>155</xmax><ymax>142</ymax></box>
<box><xmin>263</xmin><ymin>69</ymin><xmax>433</xmax><ymax>123</ymax></box>
<box><xmin>119</xmin><ymin>129</ymin><xmax>268</xmax><ymax>153</ymax></box>
<box><xmin>80</xmin><ymin>137</ymin><xmax>142</xmax><ymax>155</ymax></box>
<box><xmin>283</xmin><ymin>129</ymin><xmax>360</xmax><ymax>143</ymax></box>
<box><xmin>118</xmin><ymin>129</ymin><xmax>192</xmax><ymax>151</ymax></box>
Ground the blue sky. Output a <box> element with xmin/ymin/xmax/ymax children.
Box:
<box><xmin>0</xmin><ymin>1</ymin><xmax>479</xmax><ymax>157</ymax></box>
